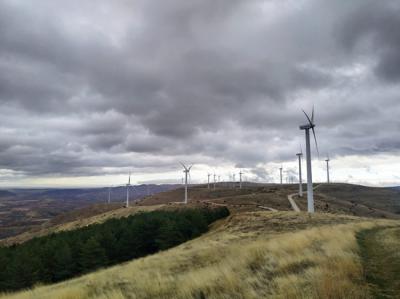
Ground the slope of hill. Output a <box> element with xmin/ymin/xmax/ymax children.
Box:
<box><xmin>1</xmin><ymin>183</ymin><xmax>400</xmax><ymax>298</ymax></box>
<box><xmin>2</xmin><ymin>211</ymin><xmax>398</xmax><ymax>299</ymax></box>
<box><xmin>2</xmin><ymin>182</ymin><xmax>400</xmax><ymax>246</ymax></box>
<box><xmin>312</xmin><ymin>183</ymin><xmax>400</xmax><ymax>218</ymax></box>
<box><xmin>0</xmin><ymin>204</ymin><xmax>164</xmax><ymax>246</ymax></box>
<box><xmin>0</xmin><ymin>184</ymin><xmax>179</xmax><ymax>240</ymax></box>
<box><xmin>317</xmin><ymin>183</ymin><xmax>400</xmax><ymax>211</ymax></box>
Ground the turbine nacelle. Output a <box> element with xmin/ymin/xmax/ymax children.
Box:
<box><xmin>299</xmin><ymin>123</ymin><xmax>315</xmax><ymax>130</ymax></box>
<box><xmin>180</xmin><ymin>162</ymin><xmax>192</xmax><ymax>172</ymax></box>
<box><xmin>300</xmin><ymin>107</ymin><xmax>319</xmax><ymax>157</ymax></box>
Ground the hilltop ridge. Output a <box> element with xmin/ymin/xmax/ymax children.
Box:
<box><xmin>2</xmin><ymin>182</ymin><xmax>399</xmax><ymax>246</ymax></box>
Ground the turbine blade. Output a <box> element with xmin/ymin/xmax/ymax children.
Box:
<box><xmin>302</xmin><ymin>109</ymin><xmax>313</xmax><ymax>126</ymax></box>
<box><xmin>179</xmin><ymin>162</ymin><xmax>187</xmax><ymax>170</ymax></box>
<box><xmin>311</xmin><ymin>105</ymin><xmax>315</xmax><ymax>123</ymax></box>
<box><xmin>311</xmin><ymin>127</ymin><xmax>320</xmax><ymax>157</ymax></box>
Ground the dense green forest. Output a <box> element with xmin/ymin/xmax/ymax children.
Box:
<box><xmin>0</xmin><ymin>207</ymin><xmax>229</xmax><ymax>292</ymax></box>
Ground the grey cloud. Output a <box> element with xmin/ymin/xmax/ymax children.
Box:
<box><xmin>338</xmin><ymin>0</ymin><xmax>400</xmax><ymax>82</ymax></box>
<box><xmin>0</xmin><ymin>0</ymin><xmax>399</xmax><ymax>182</ymax></box>
<box><xmin>250</xmin><ymin>167</ymin><xmax>273</xmax><ymax>182</ymax></box>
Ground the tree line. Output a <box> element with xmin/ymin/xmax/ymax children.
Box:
<box><xmin>0</xmin><ymin>207</ymin><xmax>229</xmax><ymax>292</ymax></box>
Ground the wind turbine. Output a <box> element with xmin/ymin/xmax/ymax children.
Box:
<box><xmin>108</xmin><ymin>186</ymin><xmax>112</xmax><ymax>204</ymax></box>
<box><xmin>213</xmin><ymin>173</ymin><xmax>216</xmax><ymax>190</ymax></box>
<box><xmin>126</xmin><ymin>173</ymin><xmax>131</xmax><ymax>208</ymax></box>
<box><xmin>233</xmin><ymin>173</ymin><xmax>236</xmax><ymax>188</ymax></box>
<box><xmin>279</xmin><ymin>166</ymin><xmax>283</xmax><ymax>185</ymax></box>
<box><xmin>239</xmin><ymin>170</ymin><xmax>243</xmax><ymax>189</ymax></box>
<box><xmin>296</xmin><ymin>148</ymin><xmax>303</xmax><ymax>197</ymax></box>
<box><xmin>207</xmin><ymin>173</ymin><xmax>211</xmax><ymax>189</ymax></box>
<box><xmin>180</xmin><ymin>163</ymin><xmax>192</xmax><ymax>204</ymax></box>
<box><xmin>325</xmin><ymin>155</ymin><xmax>330</xmax><ymax>184</ymax></box>
<box><xmin>299</xmin><ymin>107</ymin><xmax>319</xmax><ymax>213</ymax></box>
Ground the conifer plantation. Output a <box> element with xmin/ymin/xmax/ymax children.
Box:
<box><xmin>0</xmin><ymin>207</ymin><xmax>229</xmax><ymax>292</ymax></box>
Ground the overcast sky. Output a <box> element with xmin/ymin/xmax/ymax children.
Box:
<box><xmin>1</xmin><ymin>0</ymin><xmax>400</xmax><ymax>187</ymax></box>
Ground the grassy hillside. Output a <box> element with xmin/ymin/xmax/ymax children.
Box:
<box><xmin>0</xmin><ymin>207</ymin><xmax>229</xmax><ymax>292</ymax></box>
<box><xmin>1</xmin><ymin>211</ymin><xmax>398</xmax><ymax>299</ymax></box>
<box><xmin>1</xmin><ymin>183</ymin><xmax>400</xmax><ymax>298</ymax></box>
<box><xmin>0</xmin><ymin>185</ymin><xmax>179</xmax><ymax>240</ymax></box>
<box><xmin>3</xmin><ymin>182</ymin><xmax>400</xmax><ymax>246</ymax></box>
<box><xmin>0</xmin><ymin>204</ymin><xmax>165</xmax><ymax>246</ymax></box>
<box><xmin>316</xmin><ymin>183</ymin><xmax>400</xmax><ymax>216</ymax></box>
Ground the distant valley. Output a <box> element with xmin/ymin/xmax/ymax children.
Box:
<box><xmin>0</xmin><ymin>184</ymin><xmax>179</xmax><ymax>240</ymax></box>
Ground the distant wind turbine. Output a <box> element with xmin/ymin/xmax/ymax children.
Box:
<box><xmin>180</xmin><ymin>163</ymin><xmax>193</xmax><ymax>204</ymax></box>
<box><xmin>213</xmin><ymin>173</ymin><xmax>216</xmax><ymax>190</ymax></box>
<box><xmin>239</xmin><ymin>170</ymin><xmax>243</xmax><ymax>189</ymax></box>
<box><xmin>299</xmin><ymin>106</ymin><xmax>319</xmax><ymax>213</ymax></box>
<box><xmin>296</xmin><ymin>148</ymin><xmax>303</xmax><ymax>197</ymax></box>
<box><xmin>325</xmin><ymin>155</ymin><xmax>330</xmax><ymax>184</ymax></box>
<box><xmin>126</xmin><ymin>173</ymin><xmax>131</xmax><ymax>208</ymax></box>
<box><xmin>207</xmin><ymin>173</ymin><xmax>211</xmax><ymax>189</ymax></box>
<box><xmin>279</xmin><ymin>166</ymin><xmax>283</xmax><ymax>185</ymax></box>
<box><xmin>108</xmin><ymin>186</ymin><xmax>112</xmax><ymax>204</ymax></box>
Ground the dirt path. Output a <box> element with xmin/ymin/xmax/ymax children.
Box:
<box><xmin>287</xmin><ymin>193</ymin><xmax>301</xmax><ymax>212</ymax></box>
<box><xmin>203</xmin><ymin>199</ymin><xmax>278</xmax><ymax>212</ymax></box>
<box><xmin>287</xmin><ymin>184</ymin><xmax>324</xmax><ymax>212</ymax></box>
<box><xmin>357</xmin><ymin>226</ymin><xmax>400</xmax><ymax>298</ymax></box>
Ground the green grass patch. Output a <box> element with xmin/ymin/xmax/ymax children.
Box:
<box><xmin>357</xmin><ymin>226</ymin><xmax>400</xmax><ymax>298</ymax></box>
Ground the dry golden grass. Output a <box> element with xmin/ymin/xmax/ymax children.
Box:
<box><xmin>1</xmin><ymin>211</ymin><xmax>398</xmax><ymax>299</ymax></box>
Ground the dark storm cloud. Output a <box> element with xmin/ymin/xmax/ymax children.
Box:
<box><xmin>0</xmin><ymin>0</ymin><xmax>400</xmax><ymax>182</ymax></box>
<box><xmin>338</xmin><ymin>0</ymin><xmax>400</xmax><ymax>82</ymax></box>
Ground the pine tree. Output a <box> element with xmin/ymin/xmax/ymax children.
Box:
<box><xmin>78</xmin><ymin>236</ymin><xmax>108</xmax><ymax>273</ymax></box>
<box><xmin>53</xmin><ymin>242</ymin><xmax>73</xmax><ymax>281</ymax></box>
<box><xmin>155</xmin><ymin>219</ymin><xmax>185</xmax><ymax>250</ymax></box>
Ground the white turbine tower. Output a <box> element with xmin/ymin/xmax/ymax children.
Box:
<box><xmin>180</xmin><ymin>163</ymin><xmax>192</xmax><ymax>204</ymax></box>
<box><xmin>213</xmin><ymin>173</ymin><xmax>216</xmax><ymax>190</ymax></box>
<box><xmin>279</xmin><ymin>166</ymin><xmax>283</xmax><ymax>185</ymax></box>
<box><xmin>239</xmin><ymin>170</ymin><xmax>243</xmax><ymax>189</ymax></box>
<box><xmin>108</xmin><ymin>186</ymin><xmax>112</xmax><ymax>204</ymax></box>
<box><xmin>207</xmin><ymin>173</ymin><xmax>211</xmax><ymax>189</ymax></box>
<box><xmin>299</xmin><ymin>107</ymin><xmax>319</xmax><ymax>213</ymax></box>
<box><xmin>296</xmin><ymin>149</ymin><xmax>303</xmax><ymax>197</ymax></box>
<box><xmin>126</xmin><ymin>173</ymin><xmax>131</xmax><ymax>208</ymax></box>
<box><xmin>325</xmin><ymin>155</ymin><xmax>330</xmax><ymax>184</ymax></box>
